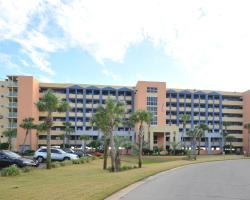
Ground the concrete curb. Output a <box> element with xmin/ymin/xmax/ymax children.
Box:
<box><xmin>105</xmin><ymin>165</ymin><xmax>186</xmax><ymax>200</ymax></box>
<box><xmin>105</xmin><ymin>158</ymin><xmax>246</xmax><ymax>200</ymax></box>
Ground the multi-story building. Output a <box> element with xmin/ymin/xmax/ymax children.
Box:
<box><xmin>0</xmin><ymin>76</ymin><xmax>250</xmax><ymax>154</ymax></box>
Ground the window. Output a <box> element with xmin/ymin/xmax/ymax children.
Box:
<box><xmin>51</xmin><ymin>149</ymin><xmax>61</xmax><ymax>154</ymax></box>
<box><xmin>154</xmin><ymin>135</ymin><xmax>157</xmax><ymax>144</ymax></box>
<box><xmin>147</xmin><ymin>97</ymin><xmax>158</xmax><ymax>125</ymax></box>
<box><xmin>147</xmin><ymin>87</ymin><xmax>158</xmax><ymax>93</ymax></box>
<box><xmin>39</xmin><ymin>149</ymin><xmax>47</xmax><ymax>153</ymax></box>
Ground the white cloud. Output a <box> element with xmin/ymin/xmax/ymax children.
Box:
<box><xmin>1</xmin><ymin>0</ymin><xmax>250</xmax><ymax>90</ymax></box>
<box><xmin>101</xmin><ymin>68</ymin><xmax>120</xmax><ymax>81</ymax></box>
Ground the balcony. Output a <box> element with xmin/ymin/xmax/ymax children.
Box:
<box><xmin>7</xmin><ymin>92</ymin><xmax>17</xmax><ymax>97</ymax></box>
<box><xmin>8</xmin><ymin>112</ymin><xmax>17</xmax><ymax>118</ymax></box>
<box><xmin>7</xmin><ymin>123</ymin><xmax>17</xmax><ymax>129</ymax></box>
<box><xmin>8</xmin><ymin>102</ymin><xmax>17</xmax><ymax>108</ymax></box>
<box><xmin>7</xmin><ymin>82</ymin><xmax>18</xmax><ymax>87</ymax></box>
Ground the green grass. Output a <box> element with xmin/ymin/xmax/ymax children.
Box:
<box><xmin>0</xmin><ymin>155</ymin><xmax>246</xmax><ymax>200</ymax></box>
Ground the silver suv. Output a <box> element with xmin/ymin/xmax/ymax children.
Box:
<box><xmin>34</xmin><ymin>148</ymin><xmax>79</xmax><ymax>163</ymax></box>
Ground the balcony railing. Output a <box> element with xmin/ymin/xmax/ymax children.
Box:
<box><xmin>8</xmin><ymin>124</ymin><xmax>17</xmax><ymax>129</ymax></box>
<box><xmin>8</xmin><ymin>112</ymin><xmax>17</xmax><ymax>118</ymax></box>
<box><xmin>8</xmin><ymin>102</ymin><xmax>17</xmax><ymax>108</ymax></box>
<box><xmin>7</xmin><ymin>82</ymin><xmax>18</xmax><ymax>87</ymax></box>
<box><xmin>8</xmin><ymin>92</ymin><xmax>17</xmax><ymax>97</ymax></box>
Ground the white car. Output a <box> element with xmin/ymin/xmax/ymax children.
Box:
<box><xmin>34</xmin><ymin>148</ymin><xmax>79</xmax><ymax>163</ymax></box>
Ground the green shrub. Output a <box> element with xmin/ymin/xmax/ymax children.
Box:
<box><xmin>51</xmin><ymin>162</ymin><xmax>60</xmax><ymax>168</ymax></box>
<box><xmin>1</xmin><ymin>165</ymin><xmax>20</xmax><ymax>177</ymax></box>
<box><xmin>79</xmin><ymin>158</ymin><xmax>86</xmax><ymax>164</ymax></box>
<box><xmin>21</xmin><ymin>166</ymin><xmax>33</xmax><ymax>173</ymax></box>
<box><xmin>0</xmin><ymin>143</ymin><xmax>9</xmax><ymax>150</ymax></box>
<box><xmin>72</xmin><ymin>159</ymin><xmax>81</xmax><ymax>164</ymax></box>
<box><xmin>91</xmin><ymin>156</ymin><xmax>97</xmax><ymax>160</ymax></box>
<box><xmin>106</xmin><ymin>165</ymin><xmax>137</xmax><ymax>172</ymax></box>
<box><xmin>60</xmin><ymin>160</ymin><xmax>72</xmax><ymax>167</ymax></box>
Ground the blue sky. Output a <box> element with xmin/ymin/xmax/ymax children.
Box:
<box><xmin>1</xmin><ymin>0</ymin><xmax>250</xmax><ymax>91</ymax></box>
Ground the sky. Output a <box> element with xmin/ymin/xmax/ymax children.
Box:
<box><xmin>0</xmin><ymin>0</ymin><xmax>250</xmax><ymax>91</ymax></box>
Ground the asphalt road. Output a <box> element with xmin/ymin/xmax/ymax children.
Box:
<box><xmin>121</xmin><ymin>159</ymin><xmax>250</xmax><ymax>200</ymax></box>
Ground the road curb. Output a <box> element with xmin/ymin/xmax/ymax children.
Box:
<box><xmin>105</xmin><ymin>165</ymin><xmax>186</xmax><ymax>200</ymax></box>
<box><xmin>105</xmin><ymin>158</ymin><xmax>247</xmax><ymax>200</ymax></box>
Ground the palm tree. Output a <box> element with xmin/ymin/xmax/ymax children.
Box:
<box><xmin>170</xmin><ymin>141</ymin><xmax>180</xmax><ymax>155</ymax></box>
<box><xmin>93</xmin><ymin>98</ymin><xmax>124</xmax><ymax>172</ymax></box>
<box><xmin>196</xmin><ymin>123</ymin><xmax>208</xmax><ymax>155</ymax></box>
<box><xmin>92</xmin><ymin>106</ymin><xmax>110</xmax><ymax>170</ymax></box>
<box><xmin>130</xmin><ymin>110</ymin><xmax>151</xmax><ymax>168</ymax></box>
<box><xmin>114</xmin><ymin>136</ymin><xmax>130</xmax><ymax>170</ymax></box>
<box><xmin>2</xmin><ymin>129</ymin><xmax>17</xmax><ymax>150</ymax></box>
<box><xmin>62</xmin><ymin>122</ymin><xmax>73</xmax><ymax>148</ymax></box>
<box><xmin>186</xmin><ymin>128</ymin><xmax>199</xmax><ymax>160</ymax></box>
<box><xmin>79</xmin><ymin>135</ymin><xmax>90</xmax><ymax>155</ymax></box>
<box><xmin>180</xmin><ymin>114</ymin><xmax>191</xmax><ymax>149</ymax></box>
<box><xmin>244</xmin><ymin>123</ymin><xmax>250</xmax><ymax>156</ymax></box>
<box><xmin>19</xmin><ymin>117</ymin><xmax>36</xmax><ymax>152</ymax></box>
<box><xmin>36</xmin><ymin>89</ymin><xmax>68</xmax><ymax>169</ymax></box>
<box><xmin>124</xmin><ymin>118</ymin><xmax>135</xmax><ymax>142</ymax></box>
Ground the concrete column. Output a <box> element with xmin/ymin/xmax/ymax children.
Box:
<box><xmin>163</xmin><ymin>132</ymin><xmax>166</xmax><ymax>151</ymax></box>
<box><xmin>150</xmin><ymin>131</ymin><xmax>154</xmax><ymax>150</ymax></box>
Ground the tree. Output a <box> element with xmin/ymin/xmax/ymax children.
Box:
<box><xmin>196</xmin><ymin>123</ymin><xmax>208</xmax><ymax>155</ymax></box>
<box><xmin>170</xmin><ymin>141</ymin><xmax>180</xmax><ymax>155</ymax></box>
<box><xmin>114</xmin><ymin>136</ymin><xmax>130</xmax><ymax>170</ymax></box>
<box><xmin>36</xmin><ymin>89</ymin><xmax>68</xmax><ymax>169</ymax></box>
<box><xmin>225</xmin><ymin>135</ymin><xmax>235</xmax><ymax>154</ymax></box>
<box><xmin>62</xmin><ymin>122</ymin><xmax>73</xmax><ymax>148</ymax></box>
<box><xmin>244</xmin><ymin>123</ymin><xmax>250</xmax><ymax>156</ymax></box>
<box><xmin>79</xmin><ymin>135</ymin><xmax>90</xmax><ymax>155</ymax></box>
<box><xmin>180</xmin><ymin>114</ymin><xmax>191</xmax><ymax>149</ymax></box>
<box><xmin>186</xmin><ymin>128</ymin><xmax>199</xmax><ymax>160</ymax></box>
<box><xmin>19</xmin><ymin>117</ymin><xmax>36</xmax><ymax>152</ymax></box>
<box><xmin>2</xmin><ymin>129</ymin><xmax>17</xmax><ymax>150</ymax></box>
<box><xmin>92</xmin><ymin>106</ymin><xmax>110</xmax><ymax>170</ymax></box>
<box><xmin>124</xmin><ymin>118</ymin><xmax>135</xmax><ymax>142</ymax></box>
<box><xmin>93</xmin><ymin>98</ymin><xmax>124</xmax><ymax>172</ymax></box>
<box><xmin>130</xmin><ymin>110</ymin><xmax>151</xmax><ymax>168</ymax></box>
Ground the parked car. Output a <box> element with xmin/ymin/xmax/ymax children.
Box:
<box><xmin>34</xmin><ymin>148</ymin><xmax>79</xmax><ymax>163</ymax></box>
<box><xmin>63</xmin><ymin>148</ymin><xmax>84</xmax><ymax>158</ymax></box>
<box><xmin>0</xmin><ymin>150</ymin><xmax>39</xmax><ymax>168</ymax></box>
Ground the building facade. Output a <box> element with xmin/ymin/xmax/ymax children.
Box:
<box><xmin>0</xmin><ymin>75</ymin><xmax>250</xmax><ymax>154</ymax></box>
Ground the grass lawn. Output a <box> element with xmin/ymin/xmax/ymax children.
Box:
<box><xmin>0</xmin><ymin>155</ymin><xmax>246</xmax><ymax>200</ymax></box>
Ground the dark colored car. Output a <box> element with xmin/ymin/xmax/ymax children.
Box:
<box><xmin>63</xmin><ymin>148</ymin><xmax>84</xmax><ymax>158</ymax></box>
<box><xmin>0</xmin><ymin>150</ymin><xmax>39</xmax><ymax>168</ymax></box>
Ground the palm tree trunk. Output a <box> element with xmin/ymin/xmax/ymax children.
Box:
<box><xmin>138</xmin><ymin>125</ymin><xmax>143</xmax><ymax>168</ymax></box>
<box><xmin>128</xmin><ymin>128</ymin><xmax>131</xmax><ymax>142</ymax></box>
<box><xmin>198</xmin><ymin>137</ymin><xmax>201</xmax><ymax>155</ymax></box>
<box><xmin>109</xmin><ymin>129</ymin><xmax>116</xmax><ymax>172</ymax></box>
<box><xmin>191</xmin><ymin>138</ymin><xmax>196</xmax><ymax>160</ymax></box>
<box><xmin>115</xmin><ymin>150</ymin><xmax>121</xmax><ymax>171</ymax></box>
<box><xmin>182</xmin><ymin>123</ymin><xmax>186</xmax><ymax>149</ymax></box>
<box><xmin>230</xmin><ymin>141</ymin><xmax>232</xmax><ymax>154</ymax></box>
<box><xmin>103</xmin><ymin>137</ymin><xmax>109</xmax><ymax>170</ymax></box>
<box><xmin>8</xmin><ymin>137</ymin><xmax>11</xmax><ymax>150</ymax></box>
<box><xmin>22</xmin><ymin>129</ymin><xmax>29</xmax><ymax>153</ymax></box>
<box><xmin>63</xmin><ymin>133</ymin><xmax>66</xmax><ymax>149</ymax></box>
<box><xmin>46</xmin><ymin>114</ymin><xmax>52</xmax><ymax>169</ymax></box>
